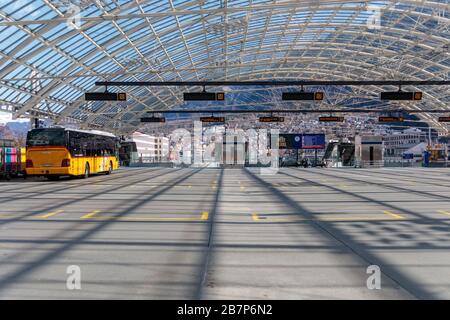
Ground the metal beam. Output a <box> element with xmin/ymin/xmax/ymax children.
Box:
<box><xmin>95</xmin><ymin>80</ymin><xmax>450</xmax><ymax>87</ymax></box>
<box><xmin>143</xmin><ymin>109</ymin><xmax>450</xmax><ymax>114</ymax></box>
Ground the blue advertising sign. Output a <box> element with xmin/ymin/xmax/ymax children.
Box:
<box><xmin>301</xmin><ymin>134</ymin><xmax>326</xmax><ymax>149</ymax></box>
<box><xmin>278</xmin><ymin>134</ymin><xmax>325</xmax><ymax>149</ymax></box>
<box><xmin>292</xmin><ymin>134</ymin><xmax>302</xmax><ymax>149</ymax></box>
<box><xmin>279</xmin><ymin>134</ymin><xmax>302</xmax><ymax>149</ymax></box>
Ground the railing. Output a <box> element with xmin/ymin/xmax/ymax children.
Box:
<box><xmin>128</xmin><ymin>157</ymin><xmax>173</xmax><ymax>167</ymax></box>
<box><xmin>354</xmin><ymin>160</ymin><xmax>384</xmax><ymax>168</ymax></box>
<box><xmin>383</xmin><ymin>159</ymin><xmax>422</xmax><ymax>168</ymax></box>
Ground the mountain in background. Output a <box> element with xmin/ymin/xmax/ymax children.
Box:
<box><xmin>0</xmin><ymin>121</ymin><xmax>30</xmax><ymax>146</ymax></box>
<box><xmin>6</xmin><ymin>121</ymin><xmax>30</xmax><ymax>134</ymax></box>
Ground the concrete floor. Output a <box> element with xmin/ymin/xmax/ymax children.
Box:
<box><xmin>0</xmin><ymin>167</ymin><xmax>449</xmax><ymax>299</ymax></box>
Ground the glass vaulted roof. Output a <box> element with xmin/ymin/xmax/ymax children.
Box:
<box><xmin>0</xmin><ymin>0</ymin><xmax>448</xmax><ymax>134</ymax></box>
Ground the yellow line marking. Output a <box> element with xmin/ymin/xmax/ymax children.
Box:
<box><xmin>39</xmin><ymin>210</ymin><xmax>64</xmax><ymax>219</ymax></box>
<box><xmin>251</xmin><ymin>212</ymin><xmax>405</xmax><ymax>222</ymax></box>
<box><xmin>122</xmin><ymin>217</ymin><xmax>201</xmax><ymax>221</ymax></box>
<box><xmin>437</xmin><ymin>210</ymin><xmax>450</xmax><ymax>216</ymax></box>
<box><xmin>81</xmin><ymin>210</ymin><xmax>100</xmax><ymax>219</ymax></box>
<box><xmin>321</xmin><ymin>217</ymin><xmax>393</xmax><ymax>221</ymax></box>
<box><xmin>80</xmin><ymin>211</ymin><xmax>208</xmax><ymax>222</ymax></box>
<box><xmin>383</xmin><ymin>211</ymin><xmax>404</xmax><ymax>219</ymax></box>
<box><xmin>259</xmin><ymin>217</ymin><xmax>296</xmax><ymax>222</ymax></box>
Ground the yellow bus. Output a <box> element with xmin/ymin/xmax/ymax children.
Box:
<box><xmin>26</xmin><ymin>128</ymin><xmax>119</xmax><ymax>180</ymax></box>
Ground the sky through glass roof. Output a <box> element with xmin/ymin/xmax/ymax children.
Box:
<box><xmin>0</xmin><ymin>0</ymin><xmax>448</xmax><ymax>133</ymax></box>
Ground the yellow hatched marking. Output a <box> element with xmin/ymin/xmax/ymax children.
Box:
<box><xmin>81</xmin><ymin>210</ymin><xmax>100</xmax><ymax>219</ymax></box>
<box><xmin>39</xmin><ymin>210</ymin><xmax>64</xmax><ymax>219</ymax></box>
<box><xmin>437</xmin><ymin>210</ymin><xmax>450</xmax><ymax>216</ymax></box>
<box><xmin>383</xmin><ymin>211</ymin><xmax>404</xmax><ymax>219</ymax></box>
<box><xmin>201</xmin><ymin>212</ymin><xmax>209</xmax><ymax>220</ymax></box>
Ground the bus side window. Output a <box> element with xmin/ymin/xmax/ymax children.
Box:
<box><xmin>90</xmin><ymin>137</ymin><xmax>96</xmax><ymax>157</ymax></box>
<box><xmin>80</xmin><ymin>133</ymin><xmax>89</xmax><ymax>157</ymax></box>
<box><xmin>108</xmin><ymin>137</ymin><xmax>115</xmax><ymax>156</ymax></box>
<box><xmin>103</xmin><ymin>137</ymin><xmax>112</xmax><ymax>157</ymax></box>
<box><xmin>88</xmin><ymin>138</ymin><xmax>93</xmax><ymax>157</ymax></box>
<box><xmin>98</xmin><ymin>136</ymin><xmax>105</xmax><ymax>157</ymax></box>
<box><xmin>69</xmin><ymin>131</ymin><xmax>83</xmax><ymax>157</ymax></box>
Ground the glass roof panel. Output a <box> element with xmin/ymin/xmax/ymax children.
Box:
<box><xmin>0</xmin><ymin>0</ymin><xmax>447</xmax><ymax>133</ymax></box>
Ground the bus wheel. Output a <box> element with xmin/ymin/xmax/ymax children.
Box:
<box><xmin>106</xmin><ymin>162</ymin><xmax>113</xmax><ymax>175</ymax></box>
<box><xmin>83</xmin><ymin>163</ymin><xmax>90</xmax><ymax>179</ymax></box>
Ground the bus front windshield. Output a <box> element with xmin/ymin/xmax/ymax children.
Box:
<box><xmin>27</xmin><ymin>129</ymin><xmax>66</xmax><ymax>147</ymax></box>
